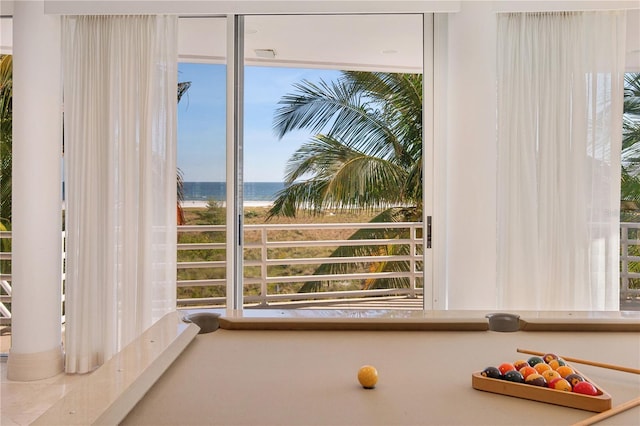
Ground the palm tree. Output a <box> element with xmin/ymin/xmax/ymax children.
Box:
<box><xmin>0</xmin><ymin>55</ymin><xmax>11</xmax><ymax>278</ymax></box>
<box><xmin>0</xmin><ymin>55</ymin><xmax>12</xmax><ymax>230</ymax></box>
<box><xmin>270</xmin><ymin>72</ymin><xmax>422</xmax><ymax>216</ymax></box>
<box><xmin>270</xmin><ymin>71</ymin><xmax>423</xmax><ymax>291</ymax></box>
<box><xmin>176</xmin><ymin>81</ymin><xmax>191</xmax><ymax>225</ymax></box>
<box><xmin>623</xmin><ymin>73</ymin><xmax>640</xmax><ymax>148</ymax></box>
<box><xmin>621</xmin><ymin>73</ymin><xmax>640</xmax><ymax>220</ymax></box>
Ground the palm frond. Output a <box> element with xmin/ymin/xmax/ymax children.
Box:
<box><xmin>624</xmin><ymin>73</ymin><xmax>640</xmax><ymax>99</ymax></box>
<box><xmin>623</xmin><ymin>117</ymin><xmax>640</xmax><ymax>152</ymax></box>
<box><xmin>281</xmin><ymin>135</ymin><xmax>356</xmax><ymax>183</ymax></box>
<box><xmin>0</xmin><ymin>55</ymin><xmax>11</xmax><ymax>225</ymax></box>
<box><xmin>176</xmin><ymin>81</ymin><xmax>191</xmax><ymax>225</ymax></box>
<box><xmin>177</xmin><ymin>167</ymin><xmax>185</xmax><ymax>203</ymax></box>
<box><xmin>273</xmin><ymin>77</ymin><xmax>408</xmax><ymax>164</ymax></box>
<box><xmin>273</xmin><ymin>78</ymin><xmax>362</xmax><ymax>137</ymax></box>
<box><xmin>177</xmin><ymin>81</ymin><xmax>191</xmax><ymax>104</ymax></box>
<box><xmin>267</xmin><ymin>180</ymin><xmax>328</xmax><ymax>219</ymax></box>
<box><xmin>621</xmin><ymin>168</ymin><xmax>640</xmax><ymax>203</ymax></box>
<box><xmin>622</xmin><ymin>73</ymin><xmax>640</xmax><ymax>183</ymax></box>
<box><xmin>624</xmin><ymin>73</ymin><xmax>640</xmax><ymax>127</ymax></box>
<box><xmin>269</xmin><ymin>135</ymin><xmax>411</xmax><ymax>216</ymax></box>
<box><xmin>343</xmin><ymin>72</ymin><xmax>422</xmax><ymax>165</ymax></box>
<box><xmin>0</xmin><ymin>55</ymin><xmax>12</xmax><ymax>122</ymax></box>
<box><xmin>325</xmin><ymin>152</ymin><xmax>409</xmax><ymax>209</ymax></box>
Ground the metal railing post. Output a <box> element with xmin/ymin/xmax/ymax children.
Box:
<box><xmin>260</xmin><ymin>226</ymin><xmax>269</xmax><ymax>306</ymax></box>
<box><xmin>0</xmin><ymin>231</ymin><xmax>12</xmax><ymax>326</ymax></box>
<box><xmin>409</xmin><ymin>223</ymin><xmax>417</xmax><ymax>298</ymax></box>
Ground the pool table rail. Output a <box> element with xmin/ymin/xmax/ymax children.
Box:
<box><xmin>208</xmin><ymin>309</ymin><xmax>640</xmax><ymax>332</ymax></box>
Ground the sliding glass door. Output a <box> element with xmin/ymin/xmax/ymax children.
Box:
<box><xmin>177</xmin><ymin>13</ymin><xmax>433</xmax><ymax>310</ymax></box>
<box><xmin>241</xmin><ymin>14</ymin><xmax>430</xmax><ymax>309</ymax></box>
<box><xmin>176</xmin><ymin>17</ymin><xmax>228</xmax><ymax>308</ymax></box>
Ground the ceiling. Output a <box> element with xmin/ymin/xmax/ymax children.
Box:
<box><xmin>626</xmin><ymin>9</ymin><xmax>640</xmax><ymax>72</ymax></box>
<box><xmin>178</xmin><ymin>15</ymin><xmax>424</xmax><ymax>73</ymax></box>
<box><xmin>1</xmin><ymin>11</ymin><xmax>638</xmax><ymax>71</ymax></box>
<box><xmin>177</xmin><ymin>11</ymin><xmax>640</xmax><ymax>72</ymax></box>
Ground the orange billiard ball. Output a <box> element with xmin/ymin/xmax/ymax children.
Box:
<box><xmin>549</xmin><ymin>378</ymin><xmax>572</xmax><ymax>392</ymax></box>
<box><xmin>556</xmin><ymin>365</ymin><xmax>575</xmax><ymax>378</ymax></box>
<box><xmin>358</xmin><ymin>365</ymin><xmax>378</xmax><ymax>389</ymax></box>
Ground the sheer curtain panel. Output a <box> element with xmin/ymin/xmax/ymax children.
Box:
<box><xmin>62</xmin><ymin>15</ymin><xmax>178</xmax><ymax>373</ymax></box>
<box><xmin>496</xmin><ymin>11</ymin><xmax>626</xmax><ymax>311</ymax></box>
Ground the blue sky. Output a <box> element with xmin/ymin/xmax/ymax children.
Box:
<box><xmin>177</xmin><ymin>63</ymin><xmax>340</xmax><ymax>182</ymax></box>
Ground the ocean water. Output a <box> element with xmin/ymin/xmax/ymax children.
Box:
<box><xmin>183</xmin><ymin>182</ymin><xmax>285</xmax><ymax>202</ymax></box>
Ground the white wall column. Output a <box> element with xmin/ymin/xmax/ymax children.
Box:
<box><xmin>7</xmin><ymin>0</ymin><xmax>64</xmax><ymax>381</ymax></box>
<box><xmin>445</xmin><ymin>2</ymin><xmax>498</xmax><ymax>309</ymax></box>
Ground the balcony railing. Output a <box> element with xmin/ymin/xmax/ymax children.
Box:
<box><xmin>2</xmin><ymin>222</ymin><xmax>640</xmax><ymax>326</ymax></box>
<box><xmin>177</xmin><ymin>222</ymin><xmax>423</xmax><ymax>308</ymax></box>
<box><xmin>620</xmin><ymin>222</ymin><xmax>640</xmax><ymax>300</ymax></box>
<box><xmin>0</xmin><ymin>230</ymin><xmax>11</xmax><ymax>325</ymax></box>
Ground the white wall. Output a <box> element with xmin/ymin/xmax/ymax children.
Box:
<box><xmin>0</xmin><ymin>17</ymin><xmax>11</xmax><ymax>55</ymax></box>
<box><xmin>444</xmin><ymin>2</ymin><xmax>498</xmax><ymax>308</ymax></box>
<box><xmin>43</xmin><ymin>0</ymin><xmax>461</xmax><ymax>15</ymax></box>
<box><xmin>443</xmin><ymin>0</ymin><xmax>639</xmax><ymax>309</ymax></box>
<box><xmin>6</xmin><ymin>0</ymin><xmax>638</xmax><ymax>311</ymax></box>
<box><xmin>627</xmin><ymin>8</ymin><xmax>640</xmax><ymax>71</ymax></box>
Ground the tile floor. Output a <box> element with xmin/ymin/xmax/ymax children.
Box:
<box><xmin>1</xmin><ymin>311</ymin><xmax>196</xmax><ymax>425</ymax></box>
<box><xmin>1</xmin><ymin>361</ymin><xmax>82</xmax><ymax>426</ymax></box>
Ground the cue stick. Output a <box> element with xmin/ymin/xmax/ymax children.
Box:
<box><xmin>570</xmin><ymin>397</ymin><xmax>640</xmax><ymax>426</ymax></box>
<box><xmin>516</xmin><ymin>348</ymin><xmax>640</xmax><ymax>375</ymax></box>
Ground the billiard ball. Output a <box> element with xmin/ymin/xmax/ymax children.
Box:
<box><xmin>548</xmin><ymin>358</ymin><xmax>567</xmax><ymax>370</ymax></box>
<box><xmin>513</xmin><ymin>359</ymin><xmax>529</xmax><ymax>371</ymax></box>
<box><xmin>525</xmin><ymin>373</ymin><xmax>547</xmax><ymax>387</ymax></box>
<box><xmin>358</xmin><ymin>365</ymin><xmax>378</xmax><ymax>389</ymax></box>
<box><xmin>543</xmin><ymin>353</ymin><xmax>559</xmax><ymax>363</ymax></box>
<box><xmin>555</xmin><ymin>365</ymin><xmax>575</xmax><ymax>378</ymax></box>
<box><xmin>518</xmin><ymin>366</ymin><xmax>537</xmax><ymax>380</ymax></box>
<box><xmin>503</xmin><ymin>370</ymin><xmax>524</xmax><ymax>383</ymax></box>
<box><xmin>541</xmin><ymin>369</ymin><xmax>561</xmax><ymax>384</ymax></box>
<box><xmin>549</xmin><ymin>378</ymin><xmax>572</xmax><ymax>392</ymax></box>
<box><xmin>573</xmin><ymin>381</ymin><xmax>599</xmax><ymax>396</ymax></box>
<box><xmin>565</xmin><ymin>373</ymin><xmax>585</xmax><ymax>387</ymax></box>
<box><xmin>533</xmin><ymin>363</ymin><xmax>552</xmax><ymax>374</ymax></box>
<box><xmin>527</xmin><ymin>356</ymin><xmax>545</xmax><ymax>367</ymax></box>
<box><xmin>498</xmin><ymin>362</ymin><xmax>516</xmax><ymax>375</ymax></box>
<box><xmin>481</xmin><ymin>366</ymin><xmax>502</xmax><ymax>379</ymax></box>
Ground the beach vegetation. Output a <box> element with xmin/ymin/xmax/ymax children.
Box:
<box><xmin>176</xmin><ymin>206</ymin><xmax>387</xmax><ymax>302</ymax></box>
<box><xmin>189</xmin><ymin>199</ymin><xmax>225</xmax><ymax>224</ymax></box>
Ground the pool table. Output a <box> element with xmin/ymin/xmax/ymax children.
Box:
<box><xmin>121</xmin><ymin>310</ymin><xmax>640</xmax><ymax>426</ymax></box>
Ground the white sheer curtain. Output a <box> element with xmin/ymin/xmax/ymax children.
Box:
<box><xmin>62</xmin><ymin>15</ymin><xmax>178</xmax><ymax>373</ymax></box>
<box><xmin>496</xmin><ymin>11</ymin><xmax>626</xmax><ymax>311</ymax></box>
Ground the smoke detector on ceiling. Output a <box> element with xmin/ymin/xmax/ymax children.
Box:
<box><xmin>254</xmin><ymin>49</ymin><xmax>277</xmax><ymax>59</ymax></box>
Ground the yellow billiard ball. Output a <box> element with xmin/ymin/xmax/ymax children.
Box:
<box><xmin>357</xmin><ymin>365</ymin><xmax>378</xmax><ymax>389</ymax></box>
